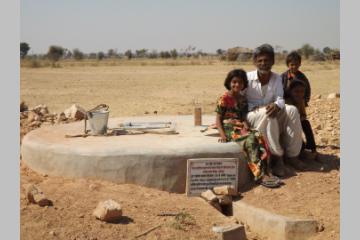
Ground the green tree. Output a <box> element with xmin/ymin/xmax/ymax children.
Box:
<box><xmin>323</xmin><ymin>47</ymin><xmax>332</xmax><ymax>55</ymax></box>
<box><xmin>135</xmin><ymin>49</ymin><xmax>147</xmax><ymax>58</ymax></box>
<box><xmin>124</xmin><ymin>50</ymin><xmax>133</xmax><ymax>60</ymax></box>
<box><xmin>97</xmin><ymin>52</ymin><xmax>105</xmax><ymax>60</ymax></box>
<box><xmin>170</xmin><ymin>49</ymin><xmax>178</xmax><ymax>59</ymax></box>
<box><xmin>47</xmin><ymin>45</ymin><xmax>64</xmax><ymax>63</ymax></box>
<box><xmin>107</xmin><ymin>49</ymin><xmax>117</xmax><ymax>58</ymax></box>
<box><xmin>216</xmin><ymin>49</ymin><xmax>225</xmax><ymax>55</ymax></box>
<box><xmin>20</xmin><ymin>42</ymin><xmax>30</xmax><ymax>59</ymax></box>
<box><xmin>73</xmin><ymin>48</ymin><xmax>84</xmax><ymax>60</ymax></box>
<box><xmin>298</xmin><ymin>44</ymin><xmax>315</xmax><ymax>59</ymax></box>
<box><xmin>160</xmin><ymin>51</ymin><xmax>171</xmax><ymax>59</ymax></box>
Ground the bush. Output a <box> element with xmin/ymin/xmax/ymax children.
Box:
<box><xmin>20</xmin><ymin>42</ymin><xmax>30</xmax><ymax>59</ymax></box>
<box><xmin>47</xmin><ymin>45</ymin><xmax>64</xmax><ymax>63</ymax></box>
<box><xmin>73</xmin><ymin>48</ymin><xmax>84</xmax><ymax>60</ymax></box>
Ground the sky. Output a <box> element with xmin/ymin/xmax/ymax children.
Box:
<box><xmin>21</xmin><ymin>0</ymin><xmax>339</xmax><ymax>54</ymax></box>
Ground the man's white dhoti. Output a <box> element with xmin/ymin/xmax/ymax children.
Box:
<box><xmin>246</xmin><ymin>104</ymin><xmax>303</xmax><ymax>158</ymax></box>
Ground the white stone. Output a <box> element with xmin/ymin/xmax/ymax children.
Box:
<box><xmin>200</xmin><ymin>190</ymin><xmax>218</xmax><ymax>202</ymax></box>
<box><xmin>64</xmin><ymin>104</ymin><xmax>86</xmax><ymax>120</ymax></box>
<box><xmin>93</xmin><ymin>199</ymin><xmax>122</xmax><ymax>222</ymax></box>
<box><xmin>213</xmin><ymin>185</ymin><xmax>238</xmax><ymax>196</ymax></box>
<box><xmin>327</xmin><ymin>93</ymin><xmax>340</xmax><ymax>99</ymax></box>
<box><xmin>25</xmin><ymin>184</ymin><xmax>51</xmax><ymax>207</ymax></box>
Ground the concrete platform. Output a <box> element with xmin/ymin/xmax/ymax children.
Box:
<box><xmin>21</xmin><ymin>115</ymin><xmax>251</xmax><ymax>193</ymax></box>
<box><xmin>233</xmin><ymin>201</ymin><xmax>318</xmax><ymax>240</ymax></box>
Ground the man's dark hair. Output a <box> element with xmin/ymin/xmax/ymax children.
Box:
<box><xmin>286</xmin><ymin>51</ymin><xmax>302</xmax><ymax>65</ymax></box>
<box><xmin>224</xmin><ymin>69</ymin><xmax>248</xmax><ymax>90</ymax></box>
<box><xmin>252</xmin><ymin>44</ymin><xmax>275</xmax><ymax>62</ymax></box>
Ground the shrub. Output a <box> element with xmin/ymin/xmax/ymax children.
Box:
<box><xmin>47</xmin><ymin>45</ymin><xmax>64</xmax><ymax>63</ymax></box>
<box><xmin>20</xmin><ymin>42</ymin><xmax>30</xmax><ymax>59</ymax></box>
<box><xmin>73</xmin><ymin>48</ymin><xmax>84</xmax><ymax>60</ymax></box>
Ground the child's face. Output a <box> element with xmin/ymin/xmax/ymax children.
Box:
<box><xmin>288</xmin><ymin>60</ymin><xmax>301</xmax><ymax>73</ymax></box>
<box><xmin>290</xmin><ymin>85</ymin><xmax>305</xmax><ymax>103</ymax></box>
<box><xmin>230</xmin><ymin>77</ymin><xmax>245</xmax><ymax>93</ymax></box>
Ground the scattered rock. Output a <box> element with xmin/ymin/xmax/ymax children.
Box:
<box><xmin>317</xmin><ymin>224</ymin><xmax>325</xmax><ymax>232</ymax></box>
<box><xmin>144</xmin><ymin>111</ymin><xmax>149</xmax><ymax>114</ymax></box>
<box><xmin>25</xmin><ymin>184</ymin><xmax>51</xmax><ymax>207</ymax></box>
<box><xmin>20</xmin><ymin>112</ymin><xmax>28</xmax><ymax>120</ymax></box>
<box><xmin>49</xmin><ymin>231</ymin><xmax>56</xmax><ymax>236</ymax></box>
<box><xmin>29</xmin><ymin>121</ymin><xmax>41</xmax><ymax>128</ymax></box>
<box><xmin>213</xmin><ymin>185</ymin><xmax>238</xmax><ymax>196</ymax></box>
<box><xmin>32</xmin><ymin>104</ymin><xmax>49</xmax><ymax>115</ymax></box>
<box><xmin>313</xmin><ymin>94</ymin><xmax>322</xmax><ymax>100</ymax></box>
<box><xmin>93</xmin><ymin>199</ymin><xmax>123</xmax><ymax>222</ymax></box>
<box><xmin>200</xmin><ymin>190</ymin><xmax>218</xmax><ymax>202</ymax></box>
<box><xmin>153</xmin><ymin>110</ymin><xmax>158</xmax><ymax>114</ymax></box>
<box><xmin>57</xmin><ymin>112</ymin><xmax>67</xmax><ymax>123</ymax></box>
<box><xmin>64</xmin><ymin>104</ymin><xmax>86</xmax><ymax>120</ymax></box>
<box><xmin>89</xmin><ymin>183</ymin><xmax>100</xmax><ymax>191</ymax></box>
<box><xmin>327</xmin><ymin>93</ymin><xmax>340</xmax><ymax>99</ymax></box>
<box><xmin>27</xmin><ymin>111</ymin><xmax>41</xmax><ymax>123</ymax></box>
<box><xmin>20</xmin><ymin>101</ymin><xmax>28</xmax><ymax>112</ymax></box>
<box><xmin>314</xmin><ymin>124</ymin><xmax>322</xmax><ymax>130</ymax></box>
<box><xmin>217</xmin><ymin>194</ymin><xmax>232</xmax><ymax>205</ymax></box>
<box><xmin>320</xmin><ymin>137</ymin><xmax>329</xmax><ymax>144</ymax></box>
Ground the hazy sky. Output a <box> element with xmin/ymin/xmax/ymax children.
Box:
<box><xmin>21</xmin><ymin>0</ymin><xmax>339</xmax><ymax>54</ymax></box>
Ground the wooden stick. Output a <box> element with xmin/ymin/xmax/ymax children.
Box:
<box><xmin>134</xmin><ymin>224</ymin><xmax>162</xmax><ymax>239</ymax></box>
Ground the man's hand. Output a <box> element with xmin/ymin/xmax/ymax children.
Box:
<box><xmin>266</xmin><ymin>103</ymin><xmax>280</xmax><ymax>118</ymax></box>
<box><xmin>218</xmin><ymin>133</ymin><xmax>227</xmax><ymax>143</ymax></box>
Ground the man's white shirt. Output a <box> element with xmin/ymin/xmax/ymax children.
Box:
<box><xmin>245</xmin><ymin>70</ymin><xmax>285</xmax><ymax>111</ymax></box>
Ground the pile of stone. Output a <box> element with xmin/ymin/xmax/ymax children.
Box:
<box><xmin>20</xmin><ymin>102</ymin><xmax>86</xmax><ymax>142</ymax></box>
<box><xmin>200</xmin><ymin>185</ymin><xmax>238</xmax><ymax>215</ymax></box>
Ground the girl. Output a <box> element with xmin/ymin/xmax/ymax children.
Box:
<box><xmin>215</xmin><ymin>69</ymin><xmax>280</xmax><ymax>188</ymax></box>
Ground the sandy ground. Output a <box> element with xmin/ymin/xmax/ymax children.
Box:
<box><xmin>20</xmin><ymin>61</ymin><xmax>339</xmax><ymax>117</ymax></box>
<box><xmin>20</xmin><ymin>61</ymin><xmax>340</xmax><ymax>240</ymax></box>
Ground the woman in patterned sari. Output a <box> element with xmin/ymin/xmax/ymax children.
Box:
<box><xmin>216</xmin><ymin>69</ymin><xmax>280</xmax><ymax>188</ymax></box>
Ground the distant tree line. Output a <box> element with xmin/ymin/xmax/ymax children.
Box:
<box><xmin>20</xmin><ymin>42</ymin><xmax>340</xmax><ymax>63</ymax></box>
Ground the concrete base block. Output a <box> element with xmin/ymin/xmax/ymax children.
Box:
<box><xmin>233</xmin><ymin>201</ymin><xmax>317</xmax><ymax>240</ymax></box>
<box><xmin>212</xmin><ymin>224</ymin><xmax>247</xmax><ymax>240</ymax></box>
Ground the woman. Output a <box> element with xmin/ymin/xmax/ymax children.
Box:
<box><xmin>215</xmin><ymin>69</ymin><xmax>280</xmax><ymax>188</ymax></box>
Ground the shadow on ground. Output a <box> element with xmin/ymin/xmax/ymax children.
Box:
<box><xmin>240</xmin><ymin>150</ymin><xmax>340</xmax><ymax>193</ymax></box>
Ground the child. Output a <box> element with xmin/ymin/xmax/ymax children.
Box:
<box><xmin>281</xmin><ymin>51</ymin><xmax>311</xmax><ymax>106</ymax></box>
<box><xmin>284</xmin><ymin>80</ymin><xmax>318</xmax><ymax>158</ymax></box>
<box><xmin>281</xmin><ymin>51</ymin><xmax>317</xmax><ymax>159</ymax></box>
<box><xmin>216</xmin><ymin>69</ymin><xmax>280</xmax><ymax>188</ymax></box>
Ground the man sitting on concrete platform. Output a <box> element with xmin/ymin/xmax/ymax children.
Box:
<box><xmin>245</xmin><ymin>44</ymin><xmax>307</xmax><ymax>177</ymax></box>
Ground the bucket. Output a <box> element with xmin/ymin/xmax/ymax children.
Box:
<box><xmin>87</xmin><ymin>109</ymin><xmax>109</xmax><ymax>135</ymax></box>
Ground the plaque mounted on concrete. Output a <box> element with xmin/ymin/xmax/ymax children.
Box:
<box><xmin>186</xmin><ymin>158</ymin><xmax>239</xmax><ymax>196</ymax></box>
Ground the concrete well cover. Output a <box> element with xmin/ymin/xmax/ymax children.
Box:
<box><xmin>21</xmin><ymin>115</ymin><xmax>251</xmax><ymax>193</ymax></box>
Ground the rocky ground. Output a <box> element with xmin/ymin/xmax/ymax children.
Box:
<box><xmin>20</xmin><ymin>95</ymin><xmax>340</xmax><ymax>240</ymax></box>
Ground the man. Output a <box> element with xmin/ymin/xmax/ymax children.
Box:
<box><xmin>245</xmin><ymin>44</ymin><xmax>307</xmax><ymax>177</ymax></box>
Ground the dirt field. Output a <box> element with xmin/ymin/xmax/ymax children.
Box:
<box><xmin>20</xmin><ymin>60</ymin><xmax>340</xmax><ymax>240</ymax></box>
<box><xmin>20</xmin><ymin>60</ymin><xmax>339</xmax><ymax>117</ymax></box>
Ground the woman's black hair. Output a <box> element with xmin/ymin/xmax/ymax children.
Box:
<box><xmin>224</xmin><ymin>69</ymin><xmax>248</xmax><ymax>90</ymax></box>
<box><xmin>286</xmin><ymin>51</ymin><xmax>302</xmax><ymax>65</ymax></box>
<box><xmin>252</xmin><ymin>44</ymin><xmax>275</xmax><ymax>62</ymax></box>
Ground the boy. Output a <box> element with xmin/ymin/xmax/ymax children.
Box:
<box><xmin>281</xmin><ymin>51</ymin><xmax>317</xmax><ymax>159</ymax></box>
<box><xmin>281</xmin><ymin>51</ymin><xmax>311</xmax><ymax>106</ymax></box>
